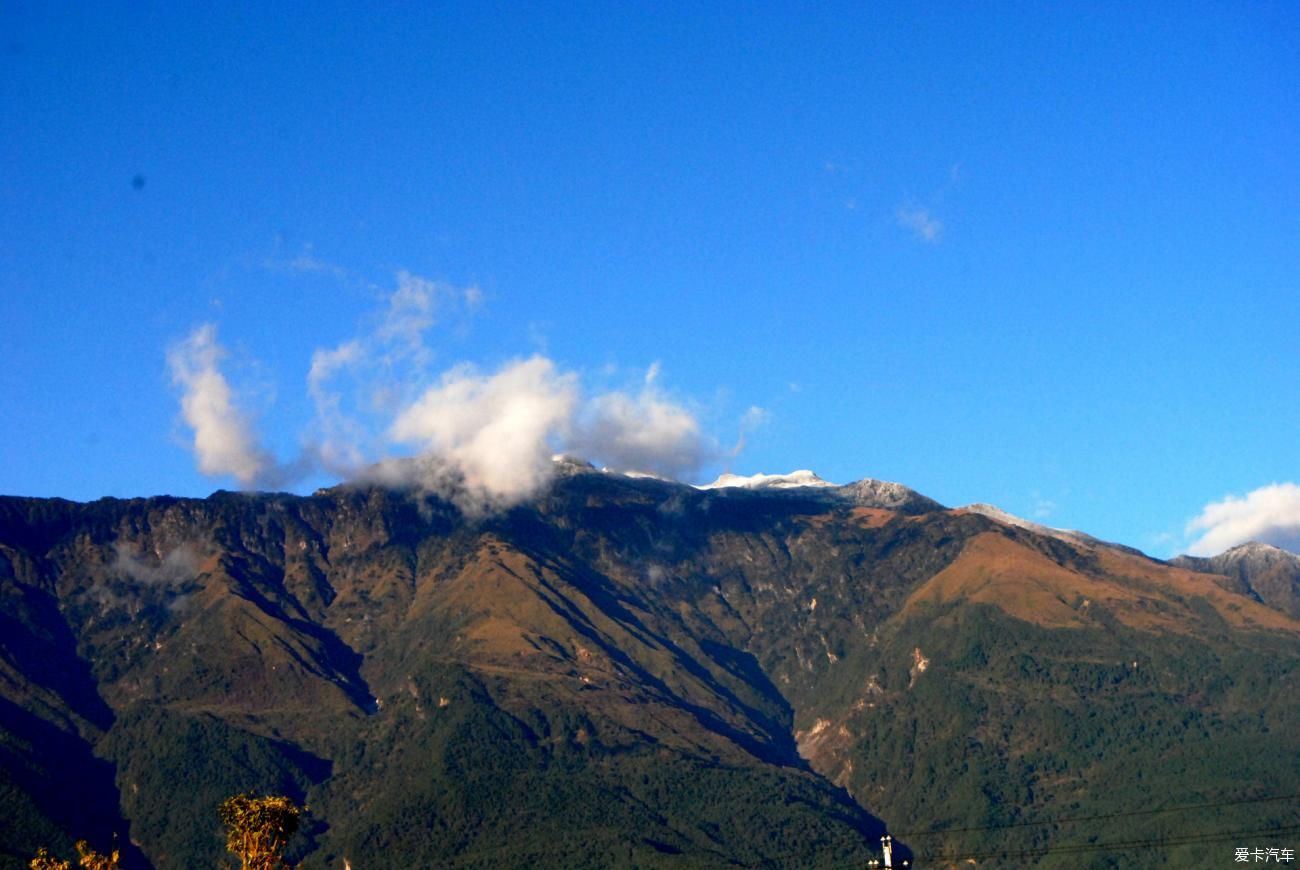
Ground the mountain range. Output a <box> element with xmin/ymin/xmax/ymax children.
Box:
<box><xmin>2</xmin><ymin>461</ymin><xmax>1298</xmax><ymax>867</ymax></box>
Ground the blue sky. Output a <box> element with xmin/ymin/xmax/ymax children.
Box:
<box><xmin>3</xmin><ymin>3</ymin><xmax>1298</xmax><ymax>557</ymax></box>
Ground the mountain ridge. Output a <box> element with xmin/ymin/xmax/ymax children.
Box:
<box><xmin>1172</xmin><ymin>540</ymin><xmax>1300</xmax><ymax>619</ymax></box>
<box><xmin>2</xmin><ymin>470</ymin><xmax>1299</xmax><ymax>866</ymax></box>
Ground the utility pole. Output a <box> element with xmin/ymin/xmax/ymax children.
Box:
<box><xmin>867</xmin><ymin>835</ymin><xmax>908</xmax><ymax>869</ymax></box>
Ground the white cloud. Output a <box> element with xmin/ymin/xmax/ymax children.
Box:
<box><xmin>1185</xmin><ymin>482</ymin><xmax>1300</xmax><ymax>556</ymax></box>
<box><xmin>574</xmin><ymin>374</ymin><xmax>718</xmax><ymax>480</ymax></box>
<box><xmin>726</xmin><ymin>404</ymin><xmax>771</xmax><ymax>460</ymax></box>
<box><xmin>378</xmin><ymin>271</ymin><xmax>439</xmax><ymax>371</ymax></box>
<box><xmin>301</xmin><ymin>270</ymin><xmax>481</xmax><ymax>472</ymax></box>
<box><xmin>307</xmin><ymin>339</ymin><xmax>367</xmax><ymax>472</ymax></box>
<box><xmin>168</xmin><ymin>324</ymin><xmax>279</xmax><ymax>487</ymax></box>
<box><xmin>308</xmin><ymin>340</ymin><xmax>365</xmax><ymax>399</ymax></box>
<box><xmin>740</xmin><ymin>405</ymin><xmax>770</xmax><ymax>431</ymax></box>
<box><xmin>385</xmin><ymin>358</ymin><xmax>724</xmax><ymax>511</ymax></box>
<box><xmin>264</xmin><ymin>244</ymin><xmax>352</xmax><ymax>281</ymax></box>
<box><xmin>112</xmin><ymin>541</ymin><xmax>203</xmax><ymax>585</ymax></box>
<box><xmin>1030</xmin><ymin>491</ymin><xmax>1056</xmax><ymax>520</ymax></box>
<box><xmin>170</xmin><ymin>273</ymin><xmax>752</xmax><ymax>511</ymax></box>
<box><xmin>388</xmin><ymin>356</ymin><xmax>579</xmax><ymax>511</ymax></box>
<box><xmin>896</xmin><ymin>204</ymin><xmax>942</xmax><ymax>242</ymax></box>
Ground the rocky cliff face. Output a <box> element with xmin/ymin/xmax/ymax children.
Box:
<box><xmin>2</xmin><ymin>473</ymin><xmax>1299</xmax><ymax>867</ymax></box>
<box><xmin>1173</xmin><ymin>541</ymin><xmax>1300</xmax><ymax>619</ymax></box>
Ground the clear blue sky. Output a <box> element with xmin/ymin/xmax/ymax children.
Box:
<box><xmin>3</xmin><ymin>2</ymin><xmax>1298</xmax><ymax>557</ymax></box>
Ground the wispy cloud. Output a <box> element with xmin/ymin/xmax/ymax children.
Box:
<box><xmin>170</xmin><ymin>274</ymin><xmax>746</xmax><ymax>511</ymax></box>
<box><xmin>1185</xmin><ymin>482</ymin><xmax>1300</xmax><ymax>556</ymax></box>
<box><xmin>168</xmin><ymin>324</ymin><xmax>282</xmax><ymax>487</ymax></box>
<box><xmin>303</xmin><ymin>270</ymin><xmax>481</xmax><ymax>471</ymax></box>
<box><xmin>264</xmin><ymin>244</ymin><xmax>353</xmax><ymax>281</ymax></box>
<box><xmin>573</xmin><ymin>363</ymin><xmax>721</xmax><ymax>481</ymax></box>
<box><xmin>307</xmin><ymin>339</ymin><xmax>368</xmax><ymax>472</ymax></box>
<box><xmin>375</xmin><ymin>271</ymin><xmax>440</xmax><ymax>371</ymax></box>
<box><xmin>726</xmin><ymin>404</ymin><xmax>771</xmax><ymax>462</ymax></box>
<box><xmin>1031</xmin><ymin>494</ymin><xmax>1057</xmax><ymax>520</ymax></box>
<box><xmin>895</xmin><ymin>163</ymin><xmax>962</xmax><ymax>243</ymax></box>
<box><xmin>168</xmin><ymin>268</ymin><xmax>476</xmax><ymax>489</ymax></box>
<box><xmin>896</xmin><ymin>203</ymin><xmax>943</xmax><ymax>243</ymax></box>
<box><xmin>112</xmin><ymin>541</ymin><xmax>205</xmax><ymax>586</ymax></box>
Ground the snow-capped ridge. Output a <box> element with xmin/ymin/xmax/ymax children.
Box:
<box><xmin>1174</xmin><ymin>540</ymin><xmax>1300</xmax><ymax>565</ymax></box>
<box><xmin>962</xmin><ymin>503</ymin><xmax>1080</xmax><ymax>536</ymax></box>
<box><xmin>839</xmin><ymin>478</ymin><xmax>943</xmax><ymax>512</ymax></box>
<box><xmin>1170</xmin><ymin>539</ymin><xmax>1300</xmax><ymax>619</ymax></box>
<box><xmin>547</xmin><ymin>457</ymin><xmax>941</xmax><ymax>513</ymax></box>
<box><xmin>961</xmin><ymin>502</ymin><xmax>1142</xmax><ymax>555</ymax></box>
<box><xmin>550</xmin><ymin>454</ymin><xmax>598</xmax><ymax>476</ymax></box>
<box><xmin>699</xmin><ymin>470</ymin><xmax>943</xmax><ymax>514</ymax></box>
<box><xmin>1222</xmin><ymin>540</ymin><xmax>1296</xmax><ymax>558</ymax></box>
<box><xmin>698</xmin><ymin>470</ymin><xmax>838</xmax><ymax>490</ymax></box>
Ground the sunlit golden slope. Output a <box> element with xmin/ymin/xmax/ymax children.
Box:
<box><xmin>903</xmin><ymin>526</ymin><xmax>1300</xmax><ymax>634</ymax></box>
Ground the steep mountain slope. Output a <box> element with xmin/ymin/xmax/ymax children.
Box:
<box><xmin>1173</xmin><ymin>541</ymin><xmax>1300</xmax><ymax>619</ymax></box>
<box><xmin>786</xmin><ymin>527</ymin><xmax>1300</xmax><ymax>867</ymax></box>
<box><xmin>1</xmin><ymin>471</ymin><xmax>1298</xmax><ymax>867</ymax></box>
<box><xmin>0</xmin><ymin>484</ymin><xmax>890</xmax><ymax>868</ymax></box>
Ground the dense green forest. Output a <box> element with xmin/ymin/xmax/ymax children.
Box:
<box><xmin>1</xmin><ymin>472</ymin><xmax>1297</xmax><ymax>866</ymax></box>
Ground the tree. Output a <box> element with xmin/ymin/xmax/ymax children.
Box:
<box><xmin>219</xmin><ymin>793</ymin><xmax>302</xmax><ymax>870</ymax></box>
<box><xmin>73</xmin><ymin>841</ymin><xmax>120</xmax><ymax>870</ymax></box>
<box><xmin>29</xmin><ymin>841</ymin><xmax>119</xmax><ymax>870</ymax></box>
<box><xmin>28</xmin><ymin>849</ymin><xmax>69</xmax><ymax>870</ymax></box>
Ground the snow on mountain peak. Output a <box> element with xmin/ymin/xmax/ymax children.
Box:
<box><xmin>697</xmin><ymin>470</ymin><xmax>838</xmax><ymax>491</ymax></box>
<box><xmin>1218</xmin><ymin>540</ymin><xmax>1300</xmax><ymax>562</ymax></box>
<box><xmin>962</xmin><ymin>502</ymin><xmax>1112</xmax><ymax>549</ymax></box>
<box><xmin>1224</xmin><ymin>541</ymin><xmax>1286</xmax><ymax>555</ymax></box>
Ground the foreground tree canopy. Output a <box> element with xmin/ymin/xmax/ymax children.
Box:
<box><xmin>219</xmin><ymin>794</ymin><xmax>303</xmax><ymax>870</ymax></box>
<box><xmin>30</xmin><ymin>795</ymin><xmax>301</xmax><ymax>870</ymax></box>
<box><xmin>29</xmin><ymin>841</ymin><xmax>119</xmax><ymax>870</ymax></box>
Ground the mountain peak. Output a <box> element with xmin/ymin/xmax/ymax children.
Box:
<box><xmin>698</xmin><ymin>469</ymin><xmax>837</xmax><ymax>490</ymax></box>
<box><xmin>1178</xmin><ymin>540</ymin><xmax>1300</xmax><ymax>565</ymax></box>
<box><xmin>959</xmin><ymin>502</ymin><xmax>1147</xmax><ymax>556</ymax></box>
<box><xmin>1171</xmin><ymin>540</ymin><xmax>1300</xmax><ymax>620</ymax></box>
<box><xmin>695</xmin><ymin>470</ymin><xmax>943</xmax><ymax>513</ymax></box>
<box><xmin>837</xmin><ymin>477</ymin><xmax>944</xmax><ymax>512</ymax></box>
<box><xmin>961</xmin><ymin>502</ymin><xmax>1094</xmax><ymax>545</ymax></box>
<box><xmin>1222</xmin><ymin>540</ymin><xmax>1296</xmax><ymax>558</ymax></box>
